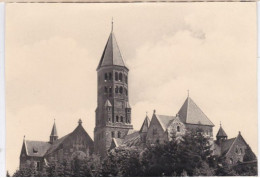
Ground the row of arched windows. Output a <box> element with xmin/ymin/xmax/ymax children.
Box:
<box><xmin>102</xmin><ymin>71</ymin><xmax>128</xmax><ymax>84</ymax></box>
<box><xmin>111</xmin><ymin>131</ymin><xmax>121</xmax><ymax>138</ymax></box>
<box><xmin>115</xmin><ymin>86</ymin><xmax>128</xmax><ymax>96</ymax></box>
<box><xmin>104</xmin><ymin>86</ymin><xmax>128</xmax><ymax>96</ymax></box>
<box><xmin>108</xmin><ymin>116</ymin><xmax>130</xmax><ymax>124</ymax></box>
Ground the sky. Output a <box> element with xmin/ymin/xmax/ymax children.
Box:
<box><xmin>5</xmin><ymin>2</ymin><xmax>257</xmax><ymax>174</ymax></box>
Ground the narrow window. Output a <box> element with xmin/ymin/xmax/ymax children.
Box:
<box><xmin>119</xmin><ymin>87</ymin><xmax>123</xmax><ymax>94</ymax></box>
<box><xmin>109</xmin><ymin>73</ymin><xmax>112</xmax><ymax>80</ymax></box>
<box><xmin>111</xmin><ymin>131</ymin><xmax>115</xmax><ymax>138</ymax></box>
<box><xmin>125</xmin><ymin>75</ymin><xmax>128</xmax><ymax>84</ymax></box>
<box><xmin>116</xmin><ymin>116</ymin><xmax>119</xmax><ymax>122</ymax></box>
<box><xmin>119</xmin><ymin>73</ymin><xmax>123</xmax><ymax>81</ymax></box>
<box><xmin>240</xmin><ymin>148</ymin><xmax>243</xmax><ymax>154</ymax></box>
<box><xmin>177</xmin><ymin>126</ymin><xmax>180</xmax><ymax>132</ymax></box>
<box><xmin>109</xmin><ymin>87</ymin><xmax>112</xmax><ymax>97</ymax></box>
<box><xmin>104</xmin><ymin>73</ymin><xmax>108</xmax><ymax>81</ymax></box>
<box><xmin>36</xmin><ymin>161</ymin><xmax>40</xmax><ymax>171</ymax></box>
<box><xmin>104</xmin><ymin>87</ymin><xmax>108</xmax><ymax>93</ymax></box>
<box><xmin>108</xmin><ymin>118</ymin><xmax>111</xmax><ymax>122</ymax></box>
<box><xmin>118</xmin><ymin>132</ymin><xmax>121</xmax><ymax>138</ymax></box>
<box><xmin>125</xmin><ymin>88</ymin><xmax>128</xmax><ymax>96</ymax></box>
<box><xmin>112</xmin><ymin>117</ymin><xmax>115</xmax><ymax>123</ymax></box>
<box><xmin>115</xmin><ymin>72</ymin><xmax>118</xmax><ymax>81</ymax></box>
<box><xmin>120</xmin><ymin>116</ymin><xmax>123</xmax><ymax>122</ymax></box>
<box><xmin>115</xmin><ymin>86</ymin><xmax>119</xmax><ymax>93</ymax></box>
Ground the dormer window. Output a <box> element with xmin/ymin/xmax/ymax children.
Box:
<box><xmin>33</xmin><ymin>147</ymin><xmax>38</xmax><ymax>153</ymax></box>
<box><xmin>177</xmin><ymin>126</ymin><xmax>180</xmax><ymax>132</ymax></box>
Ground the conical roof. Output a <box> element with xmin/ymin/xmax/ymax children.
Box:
<box><xmin>50</xmin><ymin>122</ymin><xmax>58</xmax><ymax>136</ymax></box>
<box><xmin>216</xmin><ymin>126</ymin><xmax>228</xmax><ymax>138</ymax></box>
<box><xmin>97</xmin><ymin>32</ymin><xmax>127</xmax><ymax>70</ymax></box>
<box><xmin>139</xmin><ymin>116</ymin><xmax>150</xmax><ymax>133</ymax></box>
<box><xmin>178</xmin><ymin>96</ymin><xmax>214</xmax><ymax>126</ymax></box>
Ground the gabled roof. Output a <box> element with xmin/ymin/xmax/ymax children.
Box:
<box><xmin>178</xmin><ymin>97</ymin><xmax>214</xmax><ymax>126</ymax></box>
<box><xmin>216</xmin><ymin>126</ymin><xmax>228</xmax><ymax>138</ymax></box>
<box><xmin>25</xmin><ymin>140</ymin><xmax>51</xmax><ymax>157</ymax></box>
<box><xmin>104</xmin><ymin>99</ymin><xmax>112</xmax><ymax>107</ymax></box>
<box><xmin>221</xmin><ymin>138</ymin><xmax>236</xmax><ymax>155</ymax></box>
<box><xmin>97</xmin><ymin>32</ymin><xmax>127</xmax><ymax>70</ymax></box>
<box><xmin>139</xmin><ymin>116</ymin><xmax>150</xmax><ymax>133</ymax></box>
<box><xmin>122</xmin><ymin>131</ymin><xmax>142</xmax><ymax>147</ymax></box>
<box><xmin>45</xmin><ymin>134</ymin><xmax>71</xmax><ymax>155</ymax></box>
<box><xmin>155</xmin><ymin>114</ymin><xmax>176</xmax><ymax>131</ymax></box>
<box><xmin>50</xmin><ymin>122</ymin><xmax>58</xmax><ymax>136</ymax></box>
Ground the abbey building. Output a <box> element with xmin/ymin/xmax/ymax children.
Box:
<box><xmin>19</xmin><ymin>26</ymin><xmax>256</xmax><ymax>171</ymax></box>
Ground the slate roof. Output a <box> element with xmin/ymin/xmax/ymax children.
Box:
<box><xmin>97</xmin><ymin>32</ymin><xmax>127</xmax><ymax>70</ymax></box>
<box><xmin>45</xmin><ymin>134</ymin><xmax>71</xmax><ymax>155</ymax></box>
<box><xmin>214</xmin><ymin>138</ymin><xmax>236</xmax><ymax>155</ymax></box>
<box><xmin>178</xmin><ymin>97</ymin><xmax>214</xmax><ymax>126</ymax></box>
<box><xmin>139</xmin><ymin>116</ymin><xmax>150</xmax><ymax>133</ymax></box>
<box><xmin>50</xmin><ymin>122</ymin><xmax>58</xmax><ymax>136</ymax></box>
<box><xmin>25</xmin><ymin>140</ymin><xmax>51</xmax><ymax>157</ymax></box>
<box><xmin>216</xmin><ymin>126</ymin><xmax>228</xmax><ymax>138</ymax></box>
<box><xmin>155</xmin><ymin>114</ymin><xmax>176</xmax><ymax>131</ymax></box>
<box><xmin>122</xmin><ymin>131</ymin><xmax>142</xmax><ymax>147</ymax></box>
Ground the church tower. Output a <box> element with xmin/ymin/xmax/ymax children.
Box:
<box><xmin>94</xmin><ymin>22</ymin><xmax>133</xmax><ymax>157</ymax></box>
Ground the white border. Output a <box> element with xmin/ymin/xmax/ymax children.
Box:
<box><xmin>0</xmin><ymin>2</ymin><xmax>5</xmax><ymax>177</ymax></box>
<box><xmin>257</xmin><ymin>1</ymin><xmax>260</xmax><ymax>176</ymax></box>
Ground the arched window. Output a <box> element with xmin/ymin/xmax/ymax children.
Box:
<box><xmin>109</xmin><ymin>73</ymin><xmax>112</xmax><ymax>80</ymax></box>
<box><xmin>119</xmin><ymin>73</ymin><xmax>123</xmax><ymax>81</ymax></box>
<box><xmin>125</xmin><ymin>75</ymin><xmax>128</xmax><ymax>84</ymax></box>
<box><xmin>116</xmin><ymin>116</ymin><xmax>119</xmax><ymax>122</ymax></box>
<box><xmin>119</xmin><ymin>87</ymin><xmax>123</xmax><ymax>94</ymax></box>
<box><xmin>111</xmin><ymin>131</ymin><xmax>115</xmax><ymax>138</ymax></box>
<box><xmin>236</xmin><ymin>148</ymin><xmax>239</xmax><ymax>154</ymax></box>
<box><xmin>120</xmin><ymin>116</ymin><xmax>123</xmax><ymax>122</ymax></box>
<box><xmin>125</xmin><ymin>88</ymin><xmax>128</xmax><ymax>96</ymax></box>
<box><xmin>240</xmin><ymin>148</ymin><xmax>243</xmax><ymax>154</ymax></box>
<box><xmin>115</xmin><ymin>86</ymin><xmax>119</xmax><ymax>93</ymax></box>
<box><xmin>109</xmin><ymin>87</ymin><xmax>112</xmax><ymax>97</ymax></box>
<box><xmin>118</xmin><ymin>132</ymin><xmax>121</xmax><ymax>138</ymax></box>
<box><xmin>177</xmin><ymin>126</ymin><xmax>180</xmax><ymax>132</ymax></box>
<box><xmin>104</xmin><ymin>87</ymin><xmax>108</xmax><ymax>93</ymax></box>
<box><xmin>104</xmin><ymin>73</ymin><xmax>108</xmax><ymax>81</ymax></box>
<box><xmin>108</xmin><ymin>118</ymin><xmax>111</xmax><ymax>122</ymax></box>
<box><xmin>115</xmin><ymin>72</ymin><xmax>118</xmax><ymax>81</ymax></box>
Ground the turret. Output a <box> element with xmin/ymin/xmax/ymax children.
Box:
<box><xmin>49</xmin><ymin>120</ymin><xmax>58</xmax><ymax>144</ymax></box>
<box><xmin>216</xmin><ymin>123</ymin><xmax>227</xmax><ymax>144</ymax></box>
<box><xmin>139</xmin><ymin>113</ymin><xmax>151</xmax><ymax>143</ymax></box>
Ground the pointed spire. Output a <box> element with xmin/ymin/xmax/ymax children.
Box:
<box><xmin>140</xmin><ymin>115</ymin><xmax>151</xmax><ymax>133</ymax></box>
<box><xmin>50</xmin><ymin>119</ymin><xmax>58</xmax><ymax>136</ymax></box>
<box><xmin>111</xmin><ymin>17</ymin><xmax>113</xmax><ymax>32</ymax></box>
<box><xmin>97</xmin><ymin>23</ymin><xmax>127</xmax><ymax>70</ymax></box>
<box><xmin>50</xmin><ymin>119</ymin><xmax>58</xmax><ymax>144</ymax></box>
<box><xmin>216</xmin><ymin>123</ymin><xmax>228</xmax><ymax>138</ymax></box>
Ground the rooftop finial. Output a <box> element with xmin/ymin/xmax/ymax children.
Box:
<box><xmin>146</xmin><ymin>111</ymin><xmax>148</xmax><ymax>116</ymax></box>
<box><xmin>187</xmin><ymin>89</ymin><xmax>189</xmax><ymax>97</ymax></box>
<box><xmin>153</xmin><ymin>109</ymin><xmax>156</xmax><ymax>114</ymax></box>
<box><xmin>220</xmin><ymin>121</ymin><xmax>222</xmax><ymax>127</ymax></box>
<box><xmin>111</xmin><ymin>17</ymin><xmax>113</xmax><ymax>32</ymax></box>
<box><xmin>78</xmin><ymin>118</ymin><xmax>82</xmax><ymax>125</ymax></box>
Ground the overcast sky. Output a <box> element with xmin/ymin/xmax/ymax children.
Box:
<box><xmin>6</xmin><ymin>2</ymin><xmax>257</xmax><ymax>174</ymax></box>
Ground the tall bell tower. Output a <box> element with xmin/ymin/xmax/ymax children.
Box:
<box><xmin>94</xmin><ymin>21</ymin><xmax>133</xmax><ymax>157</ymax></box>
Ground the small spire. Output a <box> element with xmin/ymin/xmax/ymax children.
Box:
<box><xmin>153</xmin><ymin>109</ymin><xmax>156</xmax><ymax>114</ymax></box>
<box><xmin>239</xmin><ymin>131</ymin><xmax>241</xmax><ymax>135</ymax></box>
<box><xmin>23</xmin><ymin>135</ymin><xmax>25</xmax><ymax>140</ymax></box>
<box><xmin>78</xmin><ymin>118</ymin><xmax>82</xmax><ymax>125</ymax></box>
<box><xmin>220</xmin><ymin>121</ymin><xmax>222</xmax><ymax>127</ymax></box>
<box><xmin>187</xmin><ymin>90</ymin><xmax>189</xmax><ymax>97</ymax></box>
<box><xmin>146</xmin><ymin>111</ymin><xmax>148</xmax><ymax>116</ymax></box>
<box><xmin>111</xmin><ymin>17</ymin><xmax>113</xmax><ymax>32</ymax></box>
